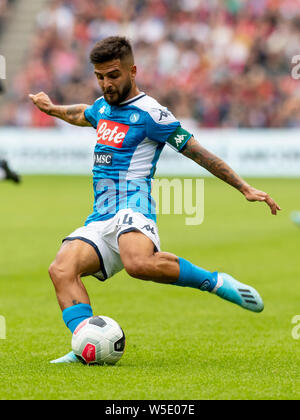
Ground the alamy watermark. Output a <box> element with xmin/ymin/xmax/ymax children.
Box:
<box><xmin>152</xmin><ymin>178</ymin><xmax>204</xmax><ymax>226</ymax></box>
<box><xmin>0</xmin><ymin>316</ymin><xmax>6</xmax><ymax>339</ymax></box>
<box><xmin>0</xmin><ymin>55</ymin><xmax>6</xmax><ymax>80</ymax></box>
<box><xmin>291</xmin><ymin>55</ymin><xmax>300</xmax><ymax>80</ymax></box>
<box><xmin>291</xmin><ymin>315</ymin><xmax>300</xmax><ymax>340</ymax></box>
<box><xmin>95</xmin><ymin>174</ymin><xmax>204</xmax><ymax>226</ymax></box>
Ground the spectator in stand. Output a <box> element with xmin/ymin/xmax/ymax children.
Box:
<box><xmin>0</xmin><ymin>0</ymin><xmax>299</xmax><ymax>128</ymax></box>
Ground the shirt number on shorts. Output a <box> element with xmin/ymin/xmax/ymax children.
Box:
<box><xmin>120</xmin><ymin>213</ymin><xmax>133</xmax><ymax>226</ymax></box>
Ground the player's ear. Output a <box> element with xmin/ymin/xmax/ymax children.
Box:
<box><xmin>130</xmin><ymin>65</ymin><xmax>137</xmax><ymax>80</ymax></box>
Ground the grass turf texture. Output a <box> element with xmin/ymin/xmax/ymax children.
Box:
<box><xmin>0</xmin><ymin>176</ymin><xmax>299</xmax><ymax>400</ymax></box>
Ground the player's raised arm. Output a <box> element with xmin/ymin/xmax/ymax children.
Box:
<box><xmin>182</xmin><ymin>136</ymin><xmax>281</xmax><ymax>215</ymax></box>
<box><xmin>28</xmin><ymin>92</ymin><xmax>92</xmax><ymax>127</ymax></box>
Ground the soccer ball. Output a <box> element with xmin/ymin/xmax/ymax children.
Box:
<box><xmin>71</xmin><ymin>316</ymin><xmax>125</xmax><ymax>365</ymax></box>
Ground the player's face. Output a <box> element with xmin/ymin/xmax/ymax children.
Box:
<box><xmin>94</xmin><ymin>59</ymin><xmax>136</xmax><ymax>106</ymax></box>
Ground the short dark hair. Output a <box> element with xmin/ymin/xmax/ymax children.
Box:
<box><xmin>90</xmin><ymin>36</ymin><xmax>134</xmax><ymax>65</ymax></box>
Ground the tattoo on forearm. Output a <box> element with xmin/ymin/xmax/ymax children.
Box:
<box><xmin>183</xmin><ymin>138</ymin><xmax>245</xmax><ymax>191</ymax></box>
<box><xmin>52</xmin><ymin>104</ymin><xmax>90</xmax><ymax>127</ymax></box>
<box><xmin>65</xmin><ymin>106</ymin><xmax>83</xmax><ymax>122</ymax></box>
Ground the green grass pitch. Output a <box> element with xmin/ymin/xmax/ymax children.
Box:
<box><xmin>0</xmin><ymin>176</ymin><xmax>299</xmax><ymax>400</ymax></box>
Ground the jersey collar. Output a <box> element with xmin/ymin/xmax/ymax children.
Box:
<box><xmin>118</xmin><ymin>92</ymin><xmax>146</xmax><ymax>107</ymax></box>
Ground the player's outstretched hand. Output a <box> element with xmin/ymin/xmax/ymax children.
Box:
<box><xmin>28</xmin><ymin>92</ymin><xmax>53</xmax><ymax>115</ymax></box>
<box><xmin>241</xmin><ymin>185</ymin><xmax>281</xmax><ymax>215</ymax></box>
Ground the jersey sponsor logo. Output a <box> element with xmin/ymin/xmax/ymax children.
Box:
<box><xmin>96</xmin><ymin>119</ymin><xmax>129</xmax><ymax>148</ymax></box>
<box><xmin>94</xmin><ymin>152</ymin><xmax>113</xmax><ymax>166</ymax></box>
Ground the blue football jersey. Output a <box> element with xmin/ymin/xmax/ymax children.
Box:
<box><xmin>84</xmin><ymin>92</ymin><xmax>192</xmax><ymax>225</ymax></box>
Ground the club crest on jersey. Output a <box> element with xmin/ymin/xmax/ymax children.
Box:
<box><xmin>96</xmin><ymin>119</ymin><xmax>129</xmax><ymax>148</ymax></box>
<box><xmin>129</xmin><ymin>112</ymin><xmax>140</xmax><ymax>123</ymax></box>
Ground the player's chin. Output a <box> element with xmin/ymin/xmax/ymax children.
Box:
<box><xmin>104</xmin><ymin>93</ymin><xmax>120</xmax><ymax>106</ymax></box>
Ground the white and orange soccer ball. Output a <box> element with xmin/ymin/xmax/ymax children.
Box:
<box><xmin>71</xmin><ymin>316</ymin><xmax>125</xmax><ymax>365</ymax></box>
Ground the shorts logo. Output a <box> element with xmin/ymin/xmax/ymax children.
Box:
<box><xmin>96</xmin><ymin>119</ymin><xmax>129</xmax><ymax>148</ymax></box>
<box><xmin>94</xmin><ymin>152</ymin><xmax>113</xmax><ymax>166</ymax></box>
<box><xmin>141</xmin><ymin>224</ymin><xmax>155</xmax><ymax>235</ymax></box>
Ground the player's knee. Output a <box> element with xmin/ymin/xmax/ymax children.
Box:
<box><xmin>48</xmin><ymin>260</ymin><xmax>75</xmax><ymax>289</ymax></box>
<box><xmin>123</xmin><ymin>257</ymin><xmax>150</xmax><ymax>280</ymax></box>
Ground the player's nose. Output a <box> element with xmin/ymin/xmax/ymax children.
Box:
<box><xmin>102</xmin><ymin>77</ymin><xmax>113</xmax><ymax>92</ymax></box>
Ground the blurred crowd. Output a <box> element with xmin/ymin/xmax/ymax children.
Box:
<box><xmin>1</xmin><ymin>0</ymin><xmax>300</xmax><ymax>128</ymax></box>
<box><xmin>0</xmin><ymin>0</ymin><xmax>15</xmax><ymax>35</ymax></box>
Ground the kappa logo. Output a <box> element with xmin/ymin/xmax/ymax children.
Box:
<box><xmin>141</xmin><ymin>224</ymin><xmax>155</xmax><ymax>235</ymax></box>
<box><xmin>158</xmin><ymin>109</ymin><xmax>171</xmax><ymax>121</ymax></box>
<box><xmin>96</xmin><ymin>119</ymin><xmax>129</xmax><ymax>148</ymax></box>
<box><xmin>174</xmin><ymin>134</ymin><xmax>187</xmax><ymax>148</ymax></box>
<box><xmin>151</xmin><ymin>108</ymin><xmax>175</xmax><ymax>124</ymax></box>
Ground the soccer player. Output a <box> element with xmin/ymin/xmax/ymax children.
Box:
<box><xmin>0</xmin><ymin>159</ymin><xmax>21</xmax><ymax>183</ymax></box>
<box><xmin>29</xmin><ymin>37</ymin><xmax>281</xmax><ymax>364</ymax></box>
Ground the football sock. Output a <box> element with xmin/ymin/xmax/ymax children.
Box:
<box><xmin>62</xmin><ymin>303</ymin><xmax>93</xmax><ymax>334</ymax></box>
<box><xmin>173</xmin><ymin>257</ymin><xmax>218</xmax><ymax>292</ymax></box>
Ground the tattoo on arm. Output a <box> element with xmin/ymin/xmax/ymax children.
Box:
<box><xmin>51</xmin><ymin>104</ymin><xmax>91</xmax><ymax>127</ymax></box>
<box><xmin>182</xmin><ymin>137</ymin><xmax>246</xmax><ymax>191</ymax></box>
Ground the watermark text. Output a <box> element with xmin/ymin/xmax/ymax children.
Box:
<box><xmin>291</xmin><ymin>315</ymin><xmax>300</xmax><ymax>340</ymax></box>
<box><xmin>0</xmin><ymin>55</ymin><xmax>6</xmax><ymax>80</ymax></box>
<box><xmin>291</xmin><ymin>55</ymin><xmax>300</xmax><ymax>80</ymax></box>
<box><xmin>0</xmin><ymin>316</ymin><xmax>6</xmax><ymax>340</ymax></box>
<box><xmin>95</xmin><ymin>174</ymin><xmax>205</xmax><ymax>226</ymax></box>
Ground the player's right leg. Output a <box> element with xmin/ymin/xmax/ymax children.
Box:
<box><xmin>48</xmin><ymin>239</ymin><xmax>101</xmax><ymax>363</ymax></box>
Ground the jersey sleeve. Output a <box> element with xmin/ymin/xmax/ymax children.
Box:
<box><xmin>146</xmin><ymin>107</ymin><xmax>192</xmax><ymax>152</ymax></box>
<box><xmin>84</xmin><ymin>97</ymin><xmax>103</xmax><ymax>129</ymax></box>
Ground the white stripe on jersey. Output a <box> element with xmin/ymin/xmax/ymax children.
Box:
<box><xmin>126</xmin><ymin>137</ymin><xmax>159</xmax><ymax>180</ymax></box>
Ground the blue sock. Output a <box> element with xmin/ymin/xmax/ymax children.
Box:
<box><xmin>62</xmin><ymin>303</ymin><xmax>93</xmax><ymax>334</ymax></box>
<box><xmin>173</xmin><ymin>258</ymin><xmax>218</xmax><ymax>292</ymax></box>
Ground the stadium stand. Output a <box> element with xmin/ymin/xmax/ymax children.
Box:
<box><xmin>0</xmin><ymin>0</ymin><xmax>300</xmax><ymax>128</ymax></box>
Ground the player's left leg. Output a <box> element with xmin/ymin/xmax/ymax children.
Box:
<box><xmin>49</xmin><ymin>220</ymin><xmax>124</xmax><ymax>364</ymax></box>
<box><xmin>49</xmin><ymin>239</ymin><xmax>101</xmax><ymax>364</ymax></box>
<box><xmin>119</xmin><ymin>231</ymin><xmax>264</xmax><ymax>313</ymax></box>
